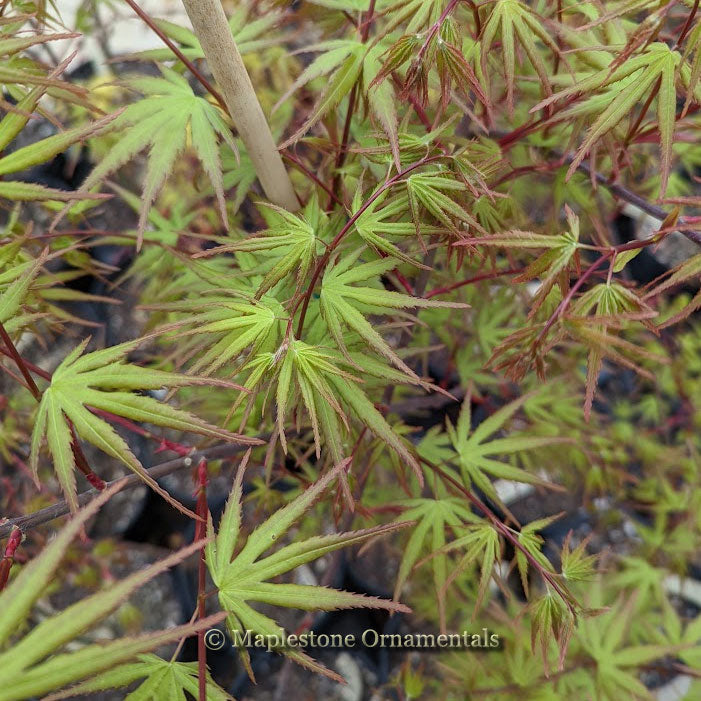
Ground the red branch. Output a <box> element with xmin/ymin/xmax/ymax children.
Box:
<box><xmin>294</xmin><ymin>154</ymin><xmax>443</xmax><ymax>335</ymax></box>
<box><xmin>0</xmin><ymin>322</ymin><xmax>41</xmax><ymax>401</ymax></box>
<box><xmin>675</xmin><ymin>0</ymin><xmax>699</xmax><ymax>48</ymax></box>
<box><xmin>424</xmin><ymin>459</ymin><xmax>578</xmax><ymax>617</ymax></box>
<box><xmin>425</xmin><ymin>266</ymin><xmax>524</xmax><ymax>299</ymax></box>
<box><xmin>0</xmin><ymin>527</ymin><xmax>22</xmax><ymax>591</ymax></box>
<box><xmin>123</xmin><ymin>0</ymin><xmax>227</xmax><ymax>112</ymax></box>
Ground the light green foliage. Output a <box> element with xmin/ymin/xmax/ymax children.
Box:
<box><xmin>2</xmin><ymin>0</ymin><xmax>701</xmax><ymax>698</ymax></box>
<box><xmin>406</xmin><ymin>170</ymin><xmax>485</xmax><ymax>238</ymax></box>
<box><xmin>171</xmin><ymin>295</ymin><xmax>285</xmax><ymax>376</ymax></box>
<box><xmin>481</xmin><ymin>0</ymin><xmax>560</xmax><ymax>113</ymax></box>
<box><xmin>320</xmin><ymin>249</ymin><xmax>463</xmax><ymax>376</ymax></box>
<box><xmin>541</xmin><ymin>43</ymin><xmax>686</xmax><ymax>196</ymax></box>
<box><xmin>469</xmin><ymin>206</ymin><xmax>582</xmax><ymax>316</ymax></box>
<box><xmin>30</xmin><ymin>339</ymin><xmax>258</xmax><ymax>511</ymax></box>
<box><xmin>206</xmin><ymin>460</ymin><xmax>410</xmax><ymax>681</ymax></box>
<box><xmin>0</xmin><ymin>19</ymin><xmax>104</xmax><ymax>204</ymax></box>
<box><xmin>49</xmin><ymin>654</ymin><xmax>230</xmax><ymax>700</ymax></box>
<box><xmin>0</xmin><ymin>236</ymin><xmax>124</xmax><ymax>331</ymax></box>
<box><xmin>392</xmin><ymin>497</ymin><xmax>480</xmax><ymax>628</ymax></box>
<box><xmin>650</xmin><ymin>252</ymin><xmax>701</xmax><ymax>327</ymax></box>
<box><xmin>421</xmin><ymin>393</ymin><xmax>560</xmax><ymax>510</ymax></box>
<box><xmin>573</xmin><ymin>591</ymin><xmax>677</xmax><ymax>699</ymax></box>
<box><xmin>515</xmin><ymin>513</ymin><xmax>559</xmax><ymax>597</ymax></box>
<box><xmin>78</xmin><ymin>67</ymin><xmax>238</xmax><ymax>239</ymax></box>
<box><xmin>0</xmin><ymin>486</ymin><xmax>227</xmax><ymax>701</ymax></box>
<box><xmin>267</xmin><ymin>338</ymin><xmax>354</xmax><ymax>456</ymax></box>
<box><xmin>127</xmin><ymin>6</ymin><xmax>282</xmax><ymax>63</ymax></box>
<box><xmin>0</xmin><ymin>113</ymin><xmax>114</xmax><ymax>203</ymax></box>
<box><xmin>351</xmin><ymin>190</ymin><xmax>433</xmax><ymax>265</ymax></box>
<box><xmin>0</xmin><ymin>244</ymin><xmax>44</xmax><ymax>325</ymax></box>
<box><xmin>207</xmin><ymin>202</ymin><xmax>322</xmax><ymax>298</ymax></box>
<box><xmin>278</xmin><ymin>39</ymin><xmax>399</xmax><ymax>159</ymax></box>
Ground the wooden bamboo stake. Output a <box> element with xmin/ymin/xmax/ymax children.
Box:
<box><xmin>180</xmin><ymin>0</ymin><xmax>299</xmax><ymax>211</ymax></box>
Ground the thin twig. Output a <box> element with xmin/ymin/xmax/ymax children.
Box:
<box><xmin>0</xmin><ymin>321</ymin><xmax>41</xmax><ymax>401</ymax></box>
<box><xmin>675</xmin><ymin>0</ymin><xmax>700</xmax><ymax>48</ymax></box>
<box><xmin>123</xmin><ymin>0</ymin><xmax>227</xmax><ymax>112</ymax></box>
<box><xmin>494</xmin><ymin>152</ymin><xmax>701</xmax><ymax>247</ymax></box>
<box><xmin>329</xmin><ymin>0</ymin><xmax>377</xmax><ymax>205</ymax></box>
<box><xmin>283</xmin><ymin>151</ymin><xmax>343</xmax><ymax>207</ymax></box>
<box><xmin>0</xmin><ymin>442</ymin><xmax>262</xmax><ymax>539</ymax></box>
<box><xmin>423</xmin><ymin>458</ymin><xmax>578</xmax><ymax>617</ymax></box>
<box><xmin>294</xmin><ymin>154</ymin><xmax>443</xmax><ymax>335</ymax></box>
<box><xmin>425</xmin><ymin>266</ymin><xmax>524</xmax><ymax>299</ymax></box>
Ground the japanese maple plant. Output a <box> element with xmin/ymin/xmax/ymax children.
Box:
<box><xmin>1</xmin><ymin>0</ymin><xmax>701</xmax><ymax>699</ymax></box>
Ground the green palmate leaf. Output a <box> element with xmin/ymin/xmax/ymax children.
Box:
<box><xmin>0</xmin><ymin>248</ymin><xmax>44</xmax><ymax>324</ymax></box>
<box><xmin>274</xmin><ymin>35</ymin><xmax>403</xmax><ymax>156</ymax></box>
<box><xmin>351</xmin><ymin>190</ymin><xmax>434</xmax><ymax>266</ymax></box>
<box><xmin>406</xmin><ymin>172</ymin><xmax>485</xmax><ymax>238</ymax></box>
<box><xmin>560</xmin><ymin>533</ymin><xmax>597</xmax><ymax>583</ymax></box>
<box><xmin>480</xmin><ymin>0</ymin><xmax>559</xmax><ymax>114</ymax></box>
<box><xmin>200</xmin><ymin>204</ymin><xmax>321</xmax><ymax>298</ymax></box>
<box><xmin>0</xmin><ymin>484</ymin><xmax>226</xmax><ymax>701</ymax></box>
<box><xmin>30</xmin><ymin>339</ymin><xmax>260</xmax><ymax>513</ymax></box>
<box><xmin>273</xmin><ymin>40</ymin><xmax>362</xmax><ymax>113</ymax></box>
<box><xmin>515</xmin><ymin>514</ymin><xmax>560</xmax><ymax>598</ymax></box>
<box><xmin>433</xmin><ymin>393</ymin><xmax>559</xmax><ymax>510</ymax></box>
<box><xmin>320</xmin><ymin>250</ymin><xmax>465</xmax><ymax>381</ymax></box>
<box><xmin>207</xmin><ymin>461</ymin><xmax>411</xmax><ymax>683</ymax></box>
<box><xmin>576</xmin><ymin>591</ymin><xmax>678</xmax><ymax>697</ymax></box>
<box><xmin>46</xmin><ymin>654</ymin><xmax>230</xmax><ymax>700</ymax></box>
<box><xmin>280</xmin><ymin>48</ymin><xmax>364</xmax><ymax>149</ymax></box>
<box><xmin>467</xmin><ymin>206</ymin><xmax>582</xmax><ymax>316</ymax></box>
<box><xmin>76</xmin><ymin>66</ymin><xmax>238</xmax><ymax>242</ymax></box>
<box><xmin>393</xmin><ymin>497</ymin><xmax>480</xmax><ymax>630</ymax></box>
<box><xmin>169</xmin><ymin>294</ymin><xmax>285</xmax><ymax>376</ymax></box>
<box><xmin>536</xmin><ymin>43</ymin><xmax>684</xmax><ymax>196</ymax></box>
<box><xmin>530</xmin><ymin>591</ymin><xmax>575</xmax><ymax>671</ymax></box>
<box><xmin>237</xmin><ymin>338</ymin><xmax>356</xmax><ymax>461</ymax></box>
<box><xmin>268</xmin><ymin>339</ymin><xmax>355</xmax><ymax>456</ymax></box>
<box><xmin>439</xmin><ymin>524</ymin><xmax>500</xmax><ymax>615</ymax></box>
